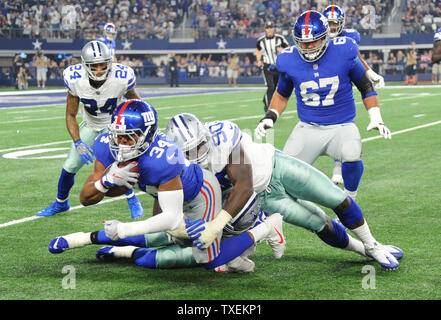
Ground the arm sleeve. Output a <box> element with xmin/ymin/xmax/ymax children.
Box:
<box><xmin>276</xmin><ymin>72</ymin><xmax>294</xmax><ymax>98</ymax></box>
<box><xmin>118</xmin><ymin>189</ymin><xmax>184</xmax><ymax>238</ymax></box>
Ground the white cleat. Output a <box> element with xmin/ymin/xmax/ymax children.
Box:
<box><xmin>214</xmin><ymin>256</ymin><xmax>255</xmax><ymax>273</ymax></box>
<box><xmin>332</xmin><ymin>161</ymin><xmax>344</xmax><ymax>185</ymax></box>
<box><xmin>263</xmin><ymin>213</ymin><xmax>286</xmax><ymax>259</ymax></box>
<box><xmin>365</xmin><ymin>242</ymin><xmax>399</xmax><ymax>270</ymax></box>
<box><xmin>331</xmin><ymin>174</ymin><xmax>344</xmax><ymax>185</ymax></box>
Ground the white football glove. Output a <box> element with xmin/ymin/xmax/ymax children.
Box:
<box><xmin>366</xmin><ymin>69</ymin><xmax>385</xmax><ymax>89</ymax></box>
<box><xmin>255</xmin><ymin>118</ymin><xmax>274</xmax><ymax>139</ymax></box>
<box><xmin>101</xmin><ymin>162</ymin><xmax>139</xmax><ymax>189</ymax></box>
<box><xmin>255</xmin><ymin>109</ymin><xmax>279</xmax><ymax>139</ymax></box>
<box><xmin>190</xmin><ymin>210</ymin><xmax>232</xmax><ymax>249</ymax></box>
<box><xmin>367</xmin><ymin>107</ymin><xmax>392</xmax><ymax>139</ymax></box>
<box><xmin>166</xmin><ymin>219</ymin><xmax>189</xmax><ymax>239</ymax></box>
<box><xmin>103</xmin><ymin>220</ymin><xmax>122</xmax><ymax>240</ymax></box>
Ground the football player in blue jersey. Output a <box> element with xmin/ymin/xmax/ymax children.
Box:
<box><xmin>36</xmin><ymin>40</ymin><xmax>144</xmax><ymax>219</ymax></box>
<box><xmin>323</xmin><ymin>4</ymin><xmax>385</xmax><ymax>187</ymax></box>
<box><xmin>431</xmin><ymin>27</ymin><xmax>441</xmax><ymax>83</ymax></box>
<box><xmin>97</xmin><ymin>23</ymin><xmax>117</xmax><ymax>62</ymax></box>
<box><xmin>47</xmin><ymin>99</ymin><xmax>285</xmax><ymax>273</ymax></box>
<box><xmin>254</xmin><ymin>11</ymin><xmax>400</xmax><ymax>269</ymax></box>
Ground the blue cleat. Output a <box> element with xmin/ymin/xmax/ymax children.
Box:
<box><xmin>48</xmin><ymin>236</ymin><xmax>69</xmax><ymax>254</ymax></box>
<box><xmin>96</xmin><ymin>246</ymin><xmax>116</xmax><ymax>260</ymax></box>
<box><xmin>37</xmin><ymin>200</ymin><xmax>70</xmax><ymax>217</ymax></box>
<box><xmin>127</xmin><ymin>196</ymin><xmax>144</xmax><ymax>219</ymax></box>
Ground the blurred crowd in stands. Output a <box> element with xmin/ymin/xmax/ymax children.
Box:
<box><xmin>401</xmin><ymin>0</ymin><xmax>441</xmax><ymax>34</ymax></box>
<box><xmin>0</xmin><ymin>0</ymin><xmax>398</xmax><ymax>40</ymax></box>
<box><xmin>1</xmin><ymin>0</ymin><xmax>440</xmax><ymax>87</ymax></box>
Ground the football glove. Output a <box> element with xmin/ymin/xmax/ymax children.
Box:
<box><xmin>186</xmin><ymin>210</ymin><xmax>232</xmax><ymax>249</ymax></box>
<box><xmin>255</xmin><ymin>109</ymin><xmax>279</xmax><ymax>139</ymax></box>
<box><xmin>367</xmin><ymin>107</ymin><xmax>392</xmax><ymax>139</ymax></box>
<box><xmin>101</xmin><ymin>162</ymin><xmax>139</xmax><ymax>189</ymax></box>
<box><xmin>103</xmin><ymin>220</ymin><xmax>121</xmax><ymax>240</ymax></box>
<box><xmin>166</xmin><ymin>219</ymin><xmax>190</xmax><ymax>239</ymax></box>
<box><xmin>366</xmin><ymin>69</ymin><xmax>385</xmax><ymax>89</ymax></box>
<box><xmin>75</xmin><ymin>140</ymin><xmax>95</xmax><ymax>165</ymax></box>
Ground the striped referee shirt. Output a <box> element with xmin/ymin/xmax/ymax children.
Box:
<box><xmin>256</xmin><ymin>34</ymin><xmax>290</xmax><ymax>66</ymax></box>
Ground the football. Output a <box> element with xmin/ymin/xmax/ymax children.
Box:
<box><xmin>103</xmin><ymin>161</ymin><xmax>139</xmax><ymax>196</ymax></box>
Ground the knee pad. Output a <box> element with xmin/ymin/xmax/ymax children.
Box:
<box><xmin>340</xmin><ymin>140</ymin><xmax>362</xmax><ymax>162</ymax></box>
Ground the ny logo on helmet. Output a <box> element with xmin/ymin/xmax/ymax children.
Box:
<box><xmin>142</xmin><ymin>111</ymin><xmax>156</xmax><ymax>126</ymax></box>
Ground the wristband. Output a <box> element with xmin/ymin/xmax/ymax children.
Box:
<box><xmin>94</xmin><ymin>179</ymin><xmax>109</xmax><ymax>193</ymax></box>
<box><xmin>263</xmin><ymin>109</ymin><xmax>279</xmax><ymax>123</ymax></box>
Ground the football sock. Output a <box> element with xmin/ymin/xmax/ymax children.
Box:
<box><xmin>204</xmin><ymin>232</ymin><xmax>254</xmax><ymax>269</ymax></box>
<box><xmin>334</xmin><ymin>197</ymin><xmax>364</xmax><ymax>228</ymax></box>
<box><xmin>342</xmin><ymin>160</ymin><xmax>364</xmax><ymax>193</ymax></box>
<box><xmin>350</xmin><ymin>221</ymin><xmax>376</xmax><ymax>247</ymax></box>
<box><xmin>57</xmin><ymin>169</ymin><xmax>75</xmax><ymax>201</ymax></box>
<box><xmin>91</xmin><ymin>230</ymin><xmax>146</xmax><ymax>247</ymax></box>
<box><xmin>318</xmin><ymin>219</ymin><xmax>349</xmax><ymax>249</ymax></box>
<box><xmin>344</xmin><ymin>234</ymin><xmax>367</xmax><ymax>256</ymax></box>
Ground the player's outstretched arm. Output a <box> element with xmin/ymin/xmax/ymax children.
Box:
<box><xmin>104</xmin><ymin>175</ymin><xmax>184</xmax><ymax>240</ymax></box>
<box><xmin>432</xmin><ymin>42</ymin><xmax>441</xmax><ymax>64</ymax></box>
<box><xmin>359</xmin><ymin>52</ymin><xmax>385</xmax><ymax>89</ymax></box>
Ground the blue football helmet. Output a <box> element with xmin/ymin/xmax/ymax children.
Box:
<box><xmin>104</xmin><ymin>23</ymin><xmax>117</xmax><ymax>39</ymax></box>
<box><xmin>434</xmin><ymin>27</ymin><xmax>441</xmax><ymax>42</ymax></box>
<box><xmin>108</xmin><ymin>99</ymin><xmax>158</xmax><ymax>162</ymax></box>
<box><xmin>323</xmin><ymin>5</ymin><xmax>345</xmax><ymax>38</ymax></box>
<box><xmin>292</xmin><ymin>10</ymin><xmax>330</xmax><ymax>62</ymax></box>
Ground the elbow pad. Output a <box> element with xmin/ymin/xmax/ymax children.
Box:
<box><xmin>355</xmin><ymin>73</ymin><xmax>377</xmax><ymax>99</ymax></box>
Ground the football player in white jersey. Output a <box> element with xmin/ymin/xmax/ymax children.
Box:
<box><xmin>36</xmin><ymin>40</ymin><xmax>144</xmax><ymax>219</ymax></box>
<box><xmin>166</xmin><ymin>113</ymin><xmax>404</xmax><ymax>270</ymax></box>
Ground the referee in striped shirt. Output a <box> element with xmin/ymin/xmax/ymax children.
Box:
<box><xmin>256</xmin><ymin>21</ymin><xmax>289</xmax><ymax>112</ymax></box>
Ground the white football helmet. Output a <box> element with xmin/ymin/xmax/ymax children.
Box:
<box><xmin>165</xmin><ymin>113</ymin><xmax>211</xmax><ymax>169</ymax></box>
<box><xmin>81</xmin><ymin>40</ymin><xmax>113</xmax><ymax>81</ymax></box>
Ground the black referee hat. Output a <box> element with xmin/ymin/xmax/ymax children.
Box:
<box><xmin>265</xmin><ymin>21</ymin><xmax>275</xmax><ymax>28</ymax></box>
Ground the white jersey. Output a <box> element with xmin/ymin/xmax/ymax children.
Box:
<box><xmin>205</xmin><ymin>120</ymin><xmax>275</xmax><ymax>194</ymax></box>
<box><xmin>63</xmin><ymin>63</ymin><xmax>136</xmax><ymax>131</ymax></box>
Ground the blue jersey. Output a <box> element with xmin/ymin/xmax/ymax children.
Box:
<box><xmin>97</xmin><ymin>37</ymin><xmax>116</xmax><ymax>56</ymax></box>
<box><xmin>340</xmin><ymin>29</ymin><xmax>360</xmax><ymax>45</ymax></box>
<box><xmin>276</xmin><ymin>37</ymin><xmax>368</xmax><ymax>125</ymax></box>
<box><xmin>93</xmin><ymin>131</ymin><xmax>203</xmax><ymax>201</ymax></box>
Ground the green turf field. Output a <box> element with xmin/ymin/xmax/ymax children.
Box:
<box><xmin>0</xmin><ymin>85</ymin><xmax>440</xmax><ymax>300</ymax></box>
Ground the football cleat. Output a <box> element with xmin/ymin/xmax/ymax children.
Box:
<box><xmin>382</xmin><ymin>245</ymin><xmax>404</xmax><ymax>260</ymax></box>
<box><xmin>214</xmin><ymin>256</ymin><xmax>255</xmax><ymax>273</ymax></box>
<box><xmin>127</xmin><ymin>195</ymin><xmax>144</xmax><ymax>219</ymax></box>
<box><xmin>48</xmin><ymin>232</ymin><xmax>91</xmax><ymax>254</ymax></box>
<box><xmin>36</xmin><ymin>200</ymin><xmax>70</xmax><ymax>217</ymax></box>
<box><xmin>96</xmin><ymin>246</ymin><xmax>116</xmax><ymax>260</ymax></box>
<box><xmin>331</xmin><ymin>174</ymin><xmax>344</xmax><ymax>185</ymax></box>
<box><xmin>262</xmin><ymin>213</ymin><xmax>286</xmax><ymax>259</ymax></box>
<box><xmin>96</xmin><ymin>246</ymin><xmax>138</xmax><ymax>260</ymax></box>
<box><xmin>365</xmin><ymin>242</ymin><xmax>399</xmax><ymax>270</ymax></box>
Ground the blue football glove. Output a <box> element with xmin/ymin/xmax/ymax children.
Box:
<box><xmin>74</xmin><ymin>140</ymin><xmax>95</xmax><ymax>165</ymax></box>
<box><xmin>185</xmin><ymin>219</ymin><xmax>206</xmax><ymax>249</ymax></box>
